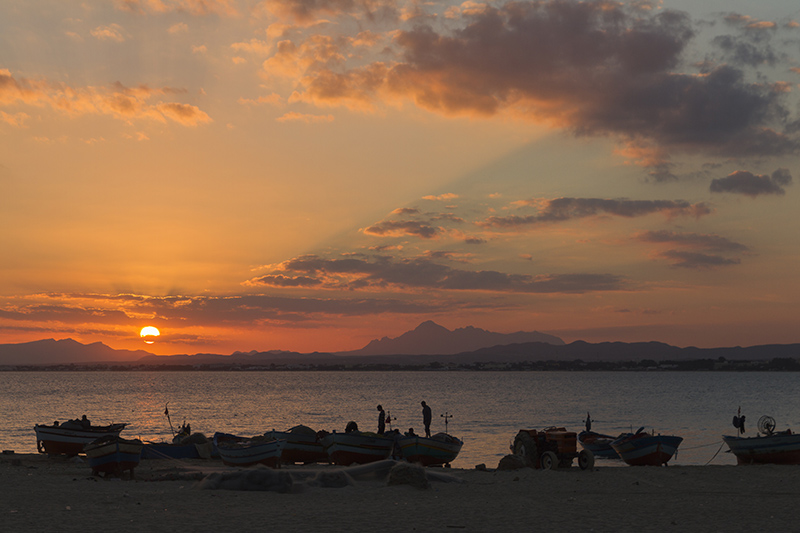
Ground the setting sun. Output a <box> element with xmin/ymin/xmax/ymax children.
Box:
<box><xmin>140</xmin><ymin>326</ymin><xmax>160</xmax><ymax>344</ymax></box>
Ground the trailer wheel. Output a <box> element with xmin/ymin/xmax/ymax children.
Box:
<box><xmin>578</xmin><ymin>450</ymin><xmax>595</xmax><ymax>470</ymax></box>
<box><xmin>541</xmin><ymin>451</ymin><xmax>558</xmax><ymax>470</ymax></box>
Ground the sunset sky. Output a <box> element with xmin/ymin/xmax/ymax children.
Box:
<box><xmin>2</xmin><ymin>0</ymin><xmax>799</xmax><ymax>355</ymax></box>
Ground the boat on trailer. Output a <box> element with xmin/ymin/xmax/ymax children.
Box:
<box><xmin>397</xmin><ymin>432</ymin><xmax>463</xmax><ymax>466</ymax></box>
<box><xmin>34</xmin><ymin>420</ymin><xmax>127</xmax><ymax>456</ymax></box>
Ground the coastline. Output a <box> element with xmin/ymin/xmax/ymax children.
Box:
<box><xmin>3</xmin><ymin>452</ymin><xmax>799</xmax><ymax>532</ymax></box>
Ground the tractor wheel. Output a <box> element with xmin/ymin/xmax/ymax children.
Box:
<box><xmin>513</xmin><ymin>433</ymin><xmax>538</xmax><ymax>467</ymax></box>
<box><xmin>540</xmin><ymin>451</ymin><xmax>558</xmax><ymax>470</ymax></box>
<box><xmin>578</xmin><ymin>450</ymin><xmax>595</xmax><ymax>470</ymax></box>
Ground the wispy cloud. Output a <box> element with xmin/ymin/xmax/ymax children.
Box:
<box><xmin>0</xmin><ymin>71</ymin><xmax>211</xmax><ymax>126</ymax></box>
<box><xmin>247</xmin><ymin>254</ymin><xmax>626</xmax><ymax>294</ymax></box>
<box><xmin>480</xmin><ymin>198</ymin><xmax>712</xmax><ymax>228</ymax></box>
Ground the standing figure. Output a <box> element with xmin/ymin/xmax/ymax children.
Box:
<box><xmin>377</xmin><ymin>404</ymin><xmax>386</xmax><ymax>435</ymax></box>
<box><xmin>421</xmin><ymin>401</ymin><xmax>432</xmax><ymax>438</ymax></box>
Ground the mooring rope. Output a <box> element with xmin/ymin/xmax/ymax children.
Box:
<box><xmin>681</xmin><ymin>440</ymin><xmax>723</xmax><ymax>450</ymax></box>
<box><xmin>704</xmin><ymin>442</ymin><xmax>726</xmax><ymax>465</ymax></box>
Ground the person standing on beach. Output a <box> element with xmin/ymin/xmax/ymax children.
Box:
<box><xmin>421</xmin><ymin>401</ymin><xmax>432</xmax><ymax>437</ymax></box>
<box><xmin>377</xmin><ymin>405</ymin><xmax>386</xmax><ymax>434</ymax></box>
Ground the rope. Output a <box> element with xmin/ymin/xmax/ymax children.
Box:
<box><xmin>681</xmin><ymin>440</ymin><xmax>724</xmax><ymax>450</ymax></box>
<box><xmin>704</xmin><ymin>442</ymin><xmax>726</xmax><ymax>465</ymax></box>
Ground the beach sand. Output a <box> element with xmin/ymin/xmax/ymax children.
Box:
<box><xmin>2</xmin><ymin>452</ymin><xmax>798</xmax><ymax>532</ymax></box>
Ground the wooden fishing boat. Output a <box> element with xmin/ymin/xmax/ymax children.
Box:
<box><xmin>723</xmin><ymin>414</ymin><xmax>800</xmax><ymax>465</ymax></box>
<box><xmin>610</xmin><ymin>428</ymin><xmax>682</xmax><ymax>466</ymax></box>
<box><xmin>34</xmin><ymin>420</ymin><xmax>127</xmax><ymax>456</ymax></box>
<box><xmin>398</xmin><ymin>432</ymin><xmax>463</xmax><ymax>466</ymax></box>
<box><xmin>578</xmin><ymin>430</ymin><xmax>625</xmax><ymax>459</ymax></box>
<box><xmin>214</xmin><ymin>434</ymin><xmax>285</xmax><ymax>467</ymax></box>
<box><xmin>84</xmin><ymin>436</ymin><xmax>143</xmax><ymax>477</ymax></box>
<box><xmin>141</xmin><ymin>429</ymin><xmax>214</xmax><ymax>459</ymax></box>
<box><xmin>264</xmin><ymin>425</ymin><xmax>327</xmax><ymax>464</ymax></box>
<box><xmin>320</xmin><ymin>431</ymin><xmax>394</xmax><ymax>465</ymax></box>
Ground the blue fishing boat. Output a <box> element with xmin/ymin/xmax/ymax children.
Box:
<box><xmin>610</xmin><ymin>428</ymin><xmax>682</xmax><ymax>466</ymax></box>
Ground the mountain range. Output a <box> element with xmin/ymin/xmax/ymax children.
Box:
<box><xmin>0</xmin><ymin>321</ymin><xmax>798</xmax><ymax>366</ymax></box>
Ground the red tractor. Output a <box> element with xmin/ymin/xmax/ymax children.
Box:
<box><xmin>512</xmin><ymin>427</ymin><xmax>594</xmax><ymax>470</ymax></box>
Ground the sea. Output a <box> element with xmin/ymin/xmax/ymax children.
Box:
<box><xmin>2</xmin><ymin>370</ymin><xmax>798</xmax><ymax>468</ymax></box>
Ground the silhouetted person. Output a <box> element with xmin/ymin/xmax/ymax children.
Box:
<box><xmin>80</xmin><ymin>415</ymin><xmax>91</xmax><ymax>429</ymax></box>
<box><xmin>421</xmin><ymin>401</ymin><xmax>432</xmax><ymax>437</ymax></box>
<box><xmin>406</xmin><ymin>428</ymin><xmax>416</xmax><ymax>436</ymax></box>
<box><xmin>345</xmin><ymin>421</ymin><xmax>359</xmax><ymax>433</ymax></box>
<box><xmin>377</xmin><ymin>405</ymin><xmax>386</xmax><ymax>435</ymax></box>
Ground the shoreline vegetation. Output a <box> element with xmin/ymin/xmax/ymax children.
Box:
<box><xmin>2</xmin><ymin>357</ymin><xmax>800</xmax><ymax>372</ymax></box>
<box><xmin>3</xmin><ymin>452</ymin><xmax>800</xmax><ymax>531</ymax></box>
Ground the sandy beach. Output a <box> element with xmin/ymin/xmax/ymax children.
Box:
<box><xmin>2</xmin><ymin>452</ymin><xmax>799</xmax><ymax>532</ymax></box>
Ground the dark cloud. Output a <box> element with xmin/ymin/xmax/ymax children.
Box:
<box><xmin>363</xmin><ymin>219</ymin><xmax>440</xmax><ymax>239</ymax></box>
<box><xmin>710</xmin><ymin>168</ymin><xmax>793</xmax><ymax>196</ymax></box>
<box><xmin>296</xmin><ymin>1</ymin><xmax>799</xmax><ymax>167</ymax></box>
<box><xmin>636</xmin><ymin>230</ymin><xmax>748</xmax><ymax>269</ymax></box>
<box><xmin>480</xmin><ymin>198</ymin><xmax>712</xmax><ymax>228</ymax></box>
<box><xmin>636</xmin><ymin>231</ymin><xmax>749</xmax><ymax>252</ymax></box>
<box><xmin>261</xmin><ymin>0</ymin><xmax>399</xmax><ymax>24</ymax></box>
<box><xmin>712</xmin><ymin>35</ymin><xmax>778</xmax><ymax>67</ymax></box>
<box><xmin>657</xmin><ymin>250</ymin><xmax>741</xmax><ymax>269</ymax></box>
<box><xmin>249</xmin><ymin>254</ymin><xmax>625</xmax><ymax>294</ymax></box>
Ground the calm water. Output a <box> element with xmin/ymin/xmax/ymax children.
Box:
<box><xmin>2</xmin><ymin>371</ymin><xmax>798</xmax><ymax>467</ymax></box>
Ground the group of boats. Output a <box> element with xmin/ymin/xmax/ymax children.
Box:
<box><xmin>32</xmin><ymin>407</ymin><xmax>800</xmax><ymax>476</ymax></box>
<box><xmin>33</xmin><ymin>418</ymin><xmax>465</xmax><ymax>476</ymax></box>
<box><xmin>577</xmin><ymin>409</ymin><xmax>800</xmax><ymax>467</ymax></box>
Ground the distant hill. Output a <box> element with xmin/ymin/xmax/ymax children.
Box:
<box><xmin>2</xmin><ymin>332</ymin><xmax>799</xmax><ymax>367</ymax></box>
<box><xmin>340</xmin><ymin>320</ymin><xmax>565</xmax><ymax>356</ymax></box>
<box><xmin>0</xmin><ymin>338</ymin><xmax>153</xmax><ymax>365</ymax></box>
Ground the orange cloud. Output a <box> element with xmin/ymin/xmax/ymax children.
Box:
<box><xmin>0</xmin><ymin>70</ymin><xmax>211</xmax><ymax>126</ymax></box>
<box><xmin>275</xmin><ymin>111</ymin><xmax>334</xmax><ymax>123</ymax></box>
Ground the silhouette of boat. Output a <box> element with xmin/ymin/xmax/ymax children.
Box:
<box><xmin>84</xmin><ymin>436</ymin><xmax>143</xmax><ymax>477</ymax></box>
<box><xmin>213</xmin><ymin>433</ymin><xmax>285</xmax><ymax>467</ymax></box>
<box><xmin>320</xmin><ymin>431</ymin><xmax>394</xmax><ymax>465</ymax></box>
<box><xmin>723</xmin><ymin>414</ymin><xmax>800</xmax><ymax>465</ymax></box>
<box><xmin>264</xmin><ymin>425</ymin><xmax>327</xmax><ymax>464</ymax></box>
<box><xmin>34</xmin><ymin>420</ymin><xmax>127</xmax><ymax>456</ymax></box>
<box><xmin>578</xmin><ymin>430</ymin><xmax>624</xmax><ymax>458</ymax></box>
<box><xmin>398</xmin><ymin>432</ymin><xmax>463</xmax><ymax>466</ymax></box>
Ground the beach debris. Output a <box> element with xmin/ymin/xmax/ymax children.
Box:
<box><xmin>386</xmin><ymin>462</ymin><xmax>430</xmax><ymax>489</ymax></box>
<box><xmin>197</xmin><ymin>466</ymin><xmax>294</xmax><ymax>492</ymax></box>
<box><xmin>497</xmin><ymin>454</ymin><xmax>527</xmax><ymax>470</ymax></box>
<box><xmin>308</xmin><ymin>470</ymin><xmax>353</xmax><ymax>488</ymax></box>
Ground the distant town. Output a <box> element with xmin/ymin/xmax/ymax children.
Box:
<box><xmin>3</xmin><ymin>357</ymin><xmax>800</xmax><ymax>372</ymax></box>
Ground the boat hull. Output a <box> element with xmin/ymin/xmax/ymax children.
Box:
<box><xmin>723</xmin><ymin>433</ymin><xmax>800</xmax><ymax>465</ymax></box>
<box><xmin>141</xmin><ymin>443</ymin><xmax>203</xmax><ymax>460</ymax></box>
<box><xmin>578</xmin><ymin>431</ymin><xmax>624</xmax><ymax>459</ymax></box>
<box><xmin>611</xmin><ymin>433</ymin><xmax>682</xmax><ymax>466</ymax></box>
<box><xmin>321</xmin><ymin>432</ymin><xmax>394</xmax><ymax>465</ymax></box>
<box><xmin>34</xmin><ymin>423</ymin><xmax>127</xmax><ymax>456</ymax></box>
<box><xmin>265</xmin><ymin>429</ymin><xmax>327</xmax><ymax>464</ymax></box>
<box><xmin>398</xmin><ymin>434</ymin><xmax>463</xmax><ymax>466</ymax></box>
<box><xmin>84</xmin><ymin>437</ymin><xmax>143</xmax><ymax>476</ymax></box>
<box><xmin>216</xmin><ymin>439</ymin><xmax>285</xmax><ymax>468</ymax></box>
